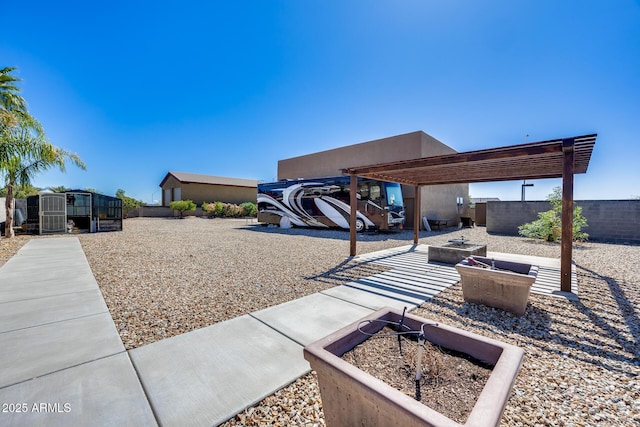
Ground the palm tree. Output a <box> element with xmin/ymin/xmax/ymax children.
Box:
<box><xmin>0</xmin><ymin>66</ymin><xmax>27</xmax><ymax>129</ymax></box>
<box><xmin>1</xmin><ymin>67</ymin><xmax>86</xmax><ymax>238</ymax></box>
<box><xmin>1</xmin><ymin>66</ymin><xmax>31</xmax><ymax>168</ymax></box>
<box><xmin>2</xmin><ymin>113</ymin><xmax>86</xmax><ymax>238</ymax></box>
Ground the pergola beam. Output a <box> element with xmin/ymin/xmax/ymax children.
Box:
<box><xmin>346</xmin><ymin>142</ymin><xmax>562</xmax><ymax>175</ymax></box>
<box><xmin>342</xmin><ymin>134</ymin><xmax>596</xmax><ymax>187</ymax></box>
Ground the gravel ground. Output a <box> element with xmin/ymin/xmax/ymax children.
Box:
<box><xmin>2</xmin><ymin>218</ymin><xmax>639</xmax><ymax>426</ymax></box>
<box><xmin>77</xmin><ymin>217</ymin><xmax>405</xmax><ymax>349</ymax></box>
<box><xmin>0</xmin><ymin>235</ymin><xmax>28</xmax><ymax>267</ymax></box>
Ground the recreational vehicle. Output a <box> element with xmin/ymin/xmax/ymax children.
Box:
<box><xmin>257</xmin><ymin>177</ymin><xmax>404</xmax><ymax>231</ymax></box>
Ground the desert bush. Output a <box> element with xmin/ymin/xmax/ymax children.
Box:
<box><xmin>241</xmin><ymin>202</ymin><xmax>257</xmax><ymax>217</ymax></box>
<box><xmin>221</xmin><ymin>202</ymin><xmax>244</xmax><ymax>217</ymax></box>
<box><xmin>202</xmin><ymin>201</ymin><xmax>225</xmax><ymax>217</ymax></box>
<box><xmin>213</xmin><ymin>201</ymin><xmax>223</xmax><ymax>216</ymax></box>
<box><xmin>203</xmin><ymin>201</ymin><xmax>254</xmax><ymax>218</ymax></box>
<box><xmin>518</xmin><ymin>187</ymin><xmax>588</xmax><ymax>242</ymax></box>
<box><xmin>201</xmin><ymin>202</ymin><xmax>212</xmax><ymax>212</ymax></box>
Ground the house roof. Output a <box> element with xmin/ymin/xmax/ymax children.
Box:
<box><xmin>342</xmin><ymin>134</ymin><xmax>597</xmax><ymax>186</ymax></box>
<box><xmin>159</xmin><ymin>172</ymin><xmax>258</xmax><ymax>188</ymax></box>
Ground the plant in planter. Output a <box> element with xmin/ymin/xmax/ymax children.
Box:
<box><xmin>456</xmin><ymin>256</ymin><xmax>538</xmax><ymax>316</ymax></box>
<box><xmin>304</xmin><ymin>307</ymin><xmax>524</xmax><ymax>427</ymax></box>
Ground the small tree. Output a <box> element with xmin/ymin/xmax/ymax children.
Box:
<box><xmin>518</xmin><ymin>187</ymin><xmax>588</xmax><ymax>242</ymax></box>
<box><xmin>170</xmin><ymin>199</ymin><xmax>196</xmax><ymax>218</ymax></box>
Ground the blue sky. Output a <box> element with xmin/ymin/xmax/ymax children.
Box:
<box><xmin>2</xmin><ymin>1</ymin><xmax>639</xmax><ymax>203</ymax></box>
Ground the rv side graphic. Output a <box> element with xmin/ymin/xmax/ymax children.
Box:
<box><xmin>257</xmin><ymin>176</ymin><xmax>404</xmax><ymax>231</ymax></box>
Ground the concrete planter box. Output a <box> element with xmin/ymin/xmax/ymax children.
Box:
<box><xmin>455</xmin><ymin>257</ymin><xmax>538</xmax><ymax>316</ymax></box>
<box><xmin>428</xmin><ymin>242</ymin><xmax>487</xmax><ymax>265</ymax></box>
<box><xmin>303</xmin><ymin>307</ymin><xmax>524</xmax><ymax>427</ymax></box>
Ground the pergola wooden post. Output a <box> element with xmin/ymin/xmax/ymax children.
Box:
<box><xmin>413</xmin><ymin>185</ymin><xmax>421</xmax><ymax>244</ymax></box>
<box><xmin>349</xmin><ymin>174</ymin><xmax>357</xmax><ymax>257</ymax></box>
<box><xmin>561</xmin><ymin>138</ymin><xmax>575</xmax><ymax>292</ymax></box>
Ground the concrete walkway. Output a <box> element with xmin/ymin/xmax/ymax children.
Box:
<box><xmin>0</xmin><ymin>238</ymin><xmax>156</xmax><ymax>427</ymax></box>
<box><xmin>0</xmin><ymin>238</ymin><xmax>576</xmax><ymax>427</ymax></box>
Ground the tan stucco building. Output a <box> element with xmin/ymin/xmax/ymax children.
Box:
<box><xmin>277</xmin><ymin>131</ymin><xmax>469</xmax><ymax>229</ymax></box>
<box><xmin>160</xmin><ymin>172</ymin><xmax>258</xmax><ymax>207</ymax></box>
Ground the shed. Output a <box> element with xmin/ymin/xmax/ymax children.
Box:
<box><xmin>25</xmin><ymin>190</ymin><xmax>123</xmax><ymax>234</ymax></box>
<box><xmin>159</xmin><ymin>172</ymin><xmax>258</xmax><ymax>207</ymax></box>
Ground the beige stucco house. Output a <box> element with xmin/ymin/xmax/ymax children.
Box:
<box><xmin>277</xmin><ymin>131</ymin><xmax>469</xmax><ymax>229</ymax></box>
<box><xmin>159</xmin><ymin>172</ymin><xmax>258</xmax><ymax>207</ymax></box>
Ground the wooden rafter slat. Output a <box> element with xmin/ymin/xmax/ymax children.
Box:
<box><xmin>342</xmin><ymin>134</ymin><xmax>597</xmax><ymax>186</ymax></box>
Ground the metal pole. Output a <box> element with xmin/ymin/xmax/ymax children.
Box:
<box><xmin>521</xmin><ymin>181</ymin><xmax>533</xmax><ymax>202</ymax></box>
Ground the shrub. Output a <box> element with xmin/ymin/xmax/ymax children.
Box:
<box><xmin>518</xmin><ymin>187</ymin><xmax>588</xmax><ymax>242</ymax></box>
<box><xmin>214</xmin><ymin>201</ymin><xmax>224</xmax><ymax>216</ymax></box>
<box><xmin>202</xmin><ymin>201</ymin><xmax>256</xmax><ymax>218</ymax></box>
<box><xmin>201</xmin><ymin>202</ymin><xmax>215</xmax><ymax>215</ymax></box>
<box><xmin>116</xmin><ymin>188</ymin><xmax>145</xmax><ymax>218</ymax></box>
<box><xmin>169</xmin><ymin>200</ymin><xmax>196</xmax><ymax>218</ymax></box>
<box><xmin>241</xmin><ymin>202</ymin><xmax>257</xmax><ymax>217</ymax></box>
<box><xmin>221</xmin><ymin>202</ymin><xmax>244</xmax><ymax>217</ymax></box>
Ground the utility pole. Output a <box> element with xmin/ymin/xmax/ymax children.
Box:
<box><xmin>521</xmin><ymin>180</ymin><xmax>534</xmax><ymax>201</ymax></box>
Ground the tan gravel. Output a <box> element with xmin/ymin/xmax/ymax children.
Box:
<box><xmin>217</xmin><ymin>224</ymin><xmax>640</xmax><ymax>427</ymax></box>
<box><xmin>0</xmin><ymin>235</ymin><xmax>29</xmax><ymax>267</ymax></box>
<box><xmin>3</xmin><ymin>218</ymin><xmax>639</xmax><ymax>426</ymax></box>
<box><xmin>77</xmin><ymin>217</ymin><xmax>406</xmax><ymax>350</ymax></box>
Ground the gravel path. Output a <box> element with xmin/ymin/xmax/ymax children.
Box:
<box><xmin>2</xmin><ymin>218</ymin><xmax>639</xmax><ymax>426</ymax></box>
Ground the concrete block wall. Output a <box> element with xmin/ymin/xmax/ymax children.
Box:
<box><xmin>486</xmin><ymin>201</ymin><xmax>550</xmax><ymax>235</ymax></box>
<box><xmin>126</xmin><ymin>206</ymin><xmax>207</xmax><ymax>218</ymax></box>
<box><xmin>486</xmin><ymin>200</ymin><xmax>640</xmax><ymax>244</ymax></box>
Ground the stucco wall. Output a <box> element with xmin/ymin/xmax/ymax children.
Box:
<box><xmin>127</xmin><ymin>206</ymin><xmax>207</xmax><ymax>218</ymax></box>
<box><xmin>181</xmin><ymin>183</ymin><xmax>256</xmax><ymax>206</ymax></box>
<box><xmin>161</xmin><ymin>175</ymin><xmax>181</xmax><ymax>206</ymax></box>
<box><xmin>161</xmin><ymin>177</ymin><xmax>256</xmax><ymax>206</ymax></box>
<box><xmin>277</xmin><ymin>131</ymin><xmax>457</xmax><ymax>180</ymax></box>
<box><xmin>486</xmin><ymin>200</ymin><xmax>640</xmax><ymax>243</ymax></box>
<box><xmin>419</xmin><ymin>184</ymin><xmax>470</xmax><ymax>228</ymax></box>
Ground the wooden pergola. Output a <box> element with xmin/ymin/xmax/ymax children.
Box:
<box><xmin>342</xmin><ymin>133</ymin><xmax>597</xmax><ymax>293</ymax></box>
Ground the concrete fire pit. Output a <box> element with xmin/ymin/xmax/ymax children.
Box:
<box><xmin>304</xmin><ymin>307</ymin><xmax>524</xmax><ymax>427</ymax></box>
<box><xmin>456</xmin><ymin>256</ymin><xmax>538</xmax><ymax>316</ymax></box>
<box><xmin>428</xmin><ymin>239</ymin><xmax>487</xmax><ymax>265</ymax></box>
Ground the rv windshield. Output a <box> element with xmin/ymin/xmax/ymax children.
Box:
<box><xmin>385</xmin><ymin>183</ymin><xmax>403</xmax><ymax>207</ymax></box>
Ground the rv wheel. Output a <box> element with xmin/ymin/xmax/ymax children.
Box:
<box><xmin>355</xmin><ymin>218</ymin><xmax>365</xmax><ymax>232</ymax></box>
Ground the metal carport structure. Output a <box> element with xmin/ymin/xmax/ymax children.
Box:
<box><xmin>343</xmin><ymin>133</ymin><xmax>597</xmax><ymax>293</ymax></box>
